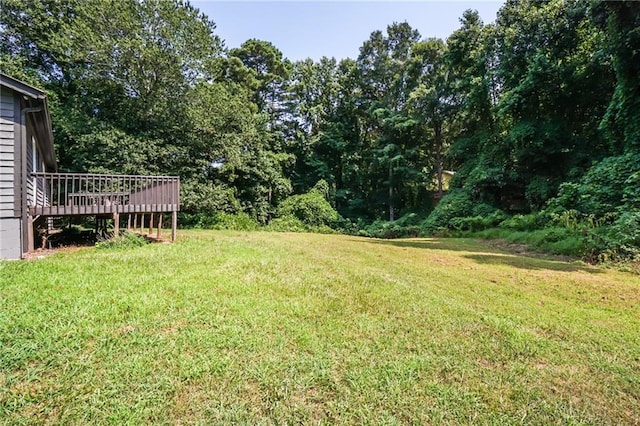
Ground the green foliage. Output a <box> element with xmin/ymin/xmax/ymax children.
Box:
<box><xmin>448</xmin><ymin>211</ymin><xmax>509</xmax><ymax>233</ymax></box>
<box><xmin>583</xmin><ymin>212</ymin><xmax>640</xmax><ymax>262</ymax></box>
<box><xmin>277</xmin><ymin>182</ymin><xmax>341</xmax><ymax>228</ymax></box>
<box><xmin>593</xmin><ymin>1</ymin><xmax>640</xmax><ymax>151</ymax></box>
<box><xmin>180</xmin><ymin>180</ymin><xmax>241</xmax><ymax>218</ymax></box>
<box><xmin>547</xmin><ymin>153</ymin><xmax>640</xmax><ymax>217</ymax></box>
<box><xmin>359</xmin><ymin>213</ymin><xmax>423</xmax><ymax>239</ymax></box>
<box><xmin>500</xmin><ymin>212</ymin><xmax>552</xmax><ymax>232</ymax></box>
<box><xmin>421</xmin><ymin>190</ymin><xmax>475</xmax><ymax>233</ymax></box>
<box><xmin>264</xmin><ymin>215</ymin><xmax>308</xmax><ymax>233</ymax></box>
<box><xmin>311</xmin><ymin>179</ymin><xmax>330</xmax><ymax>199</ymax></box>
<box><xmin>2</xmin><ymin>0</ymin><xmax>638</xmax><ymax>262</ymax></box>
<box><xmin>179</xmin><ymin>212</ymin><xmax>258</xmax><ymax>231</ymax></box>
<box><xmin>211</xmin><ymin>213</ymin><xmax>259</xmax><ymax>231</ymax></box>
<box><xmin>96</xmin><ymin>232</ymin><xmax>149</xmax><ymax>250</ymax></box>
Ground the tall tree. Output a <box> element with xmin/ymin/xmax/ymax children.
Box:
<box><xmin>408</xmin><ymin>38</ymin><xmax>455</xmax><ymax>199</ymax></box>
<box><xmin>592</xmin><ymin>0</ymin><xmax>640</xmax><ymax>152</ymax></box>
<box><xmin>356</xmin><ymin>22</ymin><xmax>423</xmax><ymax>220</ymax></box>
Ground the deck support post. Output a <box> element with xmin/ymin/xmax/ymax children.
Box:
<box><xmin>113</xmin><ymin>212</ymin><xmax>119</xmax><ymax>237</ymax></box>
<box><xmin>127</xmin><ymin>214</ymin><xmax>131</xmax><ymax>231</ymax></box>
<box><xmin>133</xmin><ymin>214</ymin><xmax>138</xmax><ymax>231</ymax></box>
<box><xmin>157</xmin><ymin>213</ymin><xmax>163</xmax><ymax>239</ymax></box>
<box><xmin>148</xmin><ymin>213</ymin><xmax>154</xmax><ymax>235</ymax></box>
<box><xmin>171</xmin><ymin>211</ymin><xmax>177</xmax><ymax>242</ymax></box>
<box><xmin>27</xmin><ymin>214</ymin><xmax>34</xmax><ymax>253</ymax></box>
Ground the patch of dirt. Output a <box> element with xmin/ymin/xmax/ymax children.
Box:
<box><xmin>23</xmin><ymin>229</ymin><xmax>170</xmax><ymax>260</ymax></box>
<box><xmin>22</xmin><ymin>245</ymin><xmax>88</xmax><ymax>260</ymax></box>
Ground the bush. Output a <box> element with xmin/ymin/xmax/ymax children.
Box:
<box><xmin>264</xmin><ymin>216</ymin><xmax>308</xmax><ymax>233</ymax></box>
<box><xmin>421</xmin><ymin>189</ymin><xmax>474</xmax><ymax>233</ymax></box>
<box><xmin>359</xmin><ymin>218</ymin><xmax>421</xmax><ymax>239</ymax></box>
<box><xmin>179</xmin><ymin>180</ymin><xmax>241</xmax><ymax>218</ymax></box>
<box><xmin>96</xmin><ymin>232</ymin><xmax>149</xmax><ymax>249</ymax></box>
<box><xmin>336</xmin><ymin>218</ymin><xmax>361</xmax><ymax>235</ymax></box>
<box><xmin>547</xmin><ymin>153</ymin><xmax>640</xmax><ymax>216</ymax></box>
<box><xmin>179</xmin><ymin>212</ymin><xmax>259</xmax><ymax>230</ymax></box>
<box><xmin>449</xmin><ymin>210</ymin><xmax>508</xmax><ymax>232</ymax></box>
<box><xmin>585</xmin><ymin>212</ymin><xmax>640</xmax><ymax>261</ymax></box>
<box><xmin>277</xmin><ymin>181</ymin><xmax>341</xmax><ymax>228</ymax></box>
<box><xmin>212</xmin><ymin>213</ymin><xmax>259</xmax><ymax>231</ymax></box>
<box><xmin>500</xmin><ymin>212</ymin><xmax>551</xmax><ymax>232</ymax></box>
<box><xmin>472</xmin><ymin>203</ymin><xmax>501</xmax><ymax>217</ymax></box>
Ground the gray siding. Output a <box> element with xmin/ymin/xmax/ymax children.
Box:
<box><xmin>0</xmin><ymin>87</ymin><xmax>15</xmax><ymax>219</ymax></box>
<box><xmin>26</xmin><ymin>133</ymin><xmax>34</xmax><ymax>205</ymax></box>
<box><xmin>0</xmin><ymin>218</ymin><xmax>21</xmax><ymax>259</ymax></box>
<box><xmin>29</xmin><ymin>135</ymin><xmax>49</xmax><ymax>207</ymax></box>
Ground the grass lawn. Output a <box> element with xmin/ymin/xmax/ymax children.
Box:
<box><xmin>1</xmin><ymin>230</ymin><xmax>639</xmax><ymax>424</ymax></box>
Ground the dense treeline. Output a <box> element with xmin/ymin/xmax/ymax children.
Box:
<box><xmin>2</xmin><ymin>0</ymin><xmax>639</xmax><ymax>260</ymax></box>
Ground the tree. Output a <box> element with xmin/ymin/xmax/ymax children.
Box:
<box><xmin>592</xmin><ymin>0</ymin><xmax>640</xmax><ymax>152</ymax></box>
<box><xmin>355</xmin><ymin>22</ymin><xmax>424</xmax><ymax>220</ymax></box>
<box><xmin>408</xmin><ymin>38</ymin><xmax>455</xmax><ymax>199</ymax></box>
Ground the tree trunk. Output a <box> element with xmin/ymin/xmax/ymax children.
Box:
<box><xmin>389</xmin><ymin>161</ymin><xmax>394</xmax><ymax>221</ymax></box>
<box><xmin>435</xmin><ymin>123</ymin><xmax>444</xmax><ymax>198</ymax></box>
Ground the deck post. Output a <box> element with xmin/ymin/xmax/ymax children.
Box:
<box><xmin>27</xmin><ymin>214</ymin><xmax>34</xmax><ymax>253</ymax></box>
<box><xmin>148</xmin><ymin>213</ymin><xmax>154</xmax><ymax>235</ymax></box>
<box><xmin>127</xmin><ymin>214</ymin><xmax>131</xmax><ymax>231</ymax></box>
<box><xmin>172</xmin><ymin>211</ymin><xmax>177</xmax><ymax>242</ymax></box>
<box><xmin>113</xmin><ymin>212</ymin><xmax>119</xmax><ymax>237</ymax></box>
<box><xmin>157</xmin><ymin>213</ymin><xmax>163</xmax><ymax>239</ymax></box>
<box><xmin>133</xmin><ymin>214</ymin><xmax>138</xmax><ymax>231</ymax></box>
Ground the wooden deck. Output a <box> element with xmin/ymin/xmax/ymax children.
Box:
<box><xmin>27</xmin><ymin>172</ymin><xmax>180</xmax><ymax>243</ymax></box>
<box><xmin>29</xmin><ymin>172</ymin><xmax>179</xmax><ymax>217</ymax></box>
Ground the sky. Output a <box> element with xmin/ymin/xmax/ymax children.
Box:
<box><xmin>192</xmin><ymin>1</ymin><xmax>504</xmax><ymax>62</ymax></box>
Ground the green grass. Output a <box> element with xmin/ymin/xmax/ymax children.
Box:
<box><xmin>1</xmin><ymin>231</ymin><xmax>639</xmax><ymax>424</ymax></box>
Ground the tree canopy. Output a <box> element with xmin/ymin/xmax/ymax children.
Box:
<box><xmin>3</xmin><ymin>0</ymin><xmax>639</xmax><ymax>257</ymax></box>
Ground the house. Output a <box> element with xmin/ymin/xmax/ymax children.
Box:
<box><xmin>0</xmin><ymin>74</ymin><xmax>56</xmax><ymax>259</ymax></box>
<box><xmin>0</xmin><ymin>74</ymin><xmax>180</xmax><ymax>260</ymax></box>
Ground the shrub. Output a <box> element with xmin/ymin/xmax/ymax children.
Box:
<box><xmin>585</xmin><ymin>212</ymin><xmax>640</xmax><ymax>261</ymax></box>
<box><xmin>499</xmin><ymin>212</ymin><xmax>551</xmax><ymax>232</ymax></box>
<box><xmin>179</xmin><ymin>180</ymin><xmax>241</xmax><ymax>218</ymax></box>
<box><xmin>450</xmin><ymin>210</ymin><xmax>508</xmax><ymax>232</ymax></box>
<box><xmin>336</xmin><ymin>218</ymin><xmax>361</xmax><ymax>235</ymax></box>
<box><xmin>472</xmin><ymin>203</ymin><xmax>501</xmax><ymax>217</ymax></box>
<box><xmin>547</xmin><ymin>153</ymin><xmax>640</xmax><ymax>216</ymax></box>
<box><xmin>210</xmin><ymin>213</ymin><xmax>259</xmax><ymax>231</ymax></box>
<box><xmin>277</xmin><ymin>182</ymin><xmax>341</xmax><ymax>228</ymax></box>
<box><xmin>96</xmin><ymin>232</ymin><xmax>149</xmax><ymax>249</ymax></box>
<box><xmin>179</xmin><ymin>212</ymin><xmax>259</xmax><ymax>230</ymax></box>
<box><xmin>359</xmin><ymin>218</ymin><xmax>421</xmax><ymax>239</ymax></box>
<box><xmin>421</xmin><ymin>189</ymin><xmax>474</xmax><ymax>233</ymax></box>
<box><xmin>264</xmin><ymin>216</ymin><xmax>308</xmax><ymax>233</ymax></box>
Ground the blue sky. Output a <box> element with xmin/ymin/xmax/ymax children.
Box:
<box><xmin>192</xmin><ymin>1</ymin><xmax>504</xmax><ymax>62</ymax></box>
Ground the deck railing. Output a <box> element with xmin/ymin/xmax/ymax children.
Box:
<box><xmin>30</xmin><ymin>172</ymin><xmax>180</xmax><ymax>216</ymax></box>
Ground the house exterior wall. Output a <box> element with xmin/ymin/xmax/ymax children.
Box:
<box><xmin>0</xmin><ymin>87</ymin><xmax>16</xmax><ymax>218</ymax></box>
<box><xmin>0</xmin><ymin>86</ymin><xmax>21</xmax><ymax>259</ymax></box>
<box><xmin>0</xmin><ymin>218</ymin><xmax>21</xmax><ymax>259</ymax></box>
<box><xmin>29</xmin><ymin>134</ymin><xmax>49</xmax><ymax>208</ymax></box>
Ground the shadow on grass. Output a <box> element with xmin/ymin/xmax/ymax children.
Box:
<box><xmin>360</xmin><ymin>237</ymin><xmax>601</xmax><ymax>273</ymax></box>
<box><xmin>462</xmin><ymin>253</ymin><xmax>601</xmax><ymax>273</ymax></box>
<box><xmin>355</xmin><ymin>237</ymin><xmax>490</xmax><ymax>253</ymax></box>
